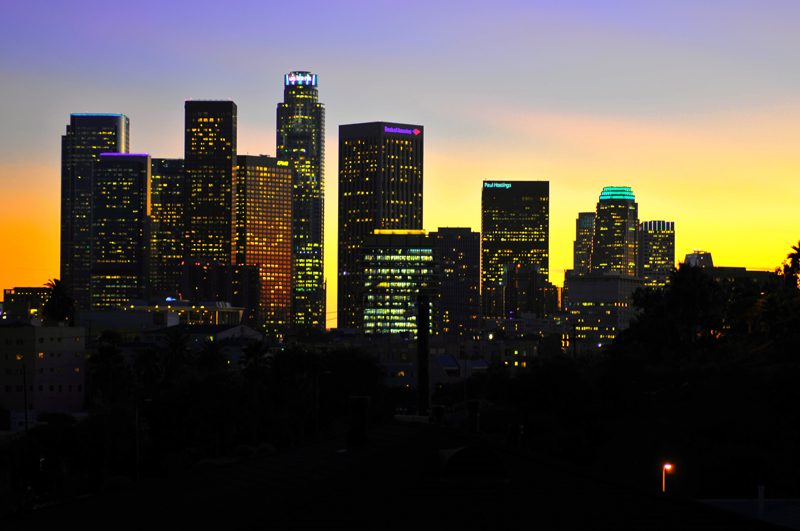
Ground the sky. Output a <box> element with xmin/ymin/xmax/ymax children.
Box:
<box><xmin>1</xmin><ymin>0</ymin><xmax>799</xmax><ymax>328</ymax></box>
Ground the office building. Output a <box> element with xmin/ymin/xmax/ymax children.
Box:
<box><xmin>430</xmin><ymin>228</ymin><xmax>480</xmax><ymax>341</ymax></box>
<box><xmin>338</xmin><ymin>121</ymin><xmax>424</xmax><ymax>329</ymax></box>
<box><xmin>564</xmin><ymin>271</ymin><xmax>643</xmax><ymax>352</ymax></box>
<box><xmin>277</xmin><ymin>71</ymin><xmax>326</xmax><ymax>329</ymax></box>
<box><xmin>481</xmin><ymin>181</ymin><xmax>549</xmax><ymax>319</ymax></box>
<box><xmin>359</xmin><ymin>230</ymin><xmax>438</xmax><ymax>338</ymax></box>
<box><xmin>184</xmin><ymin>100</ymin><xmax>237</xmax><ymax>264</ymax></box>
<box><xmin>2</xmin><ymin>287</ymin><xmax>50</xmax><ymax>320</ymax></box>
<box><xmin>61</xmin><ymin>113</ymin><xmax>129</xmax><ymax>309</ymax></box>
<box><xmin>638</xmin><ymin>221</ymin><xmax>675</xmax><ymax>288</ymax></box>
<box><xmin>150</xmin><ymin>158</ymin><xmax>184</xmax><ymax>296</ymax></box>
<box><xmin>684</xmin><ymin>250</ymin><xmax>714</xmax><ymax>268</ymax></box>
<box><xmin>0</xmin><ymin>323</ymin><xmax>86</xmax><ymax>422</ymax></box>
<box><xmin>574</xmin><ymin>212</ymin><xmax>595</xmax><ymax>275</ymax></box>
<box><xmin>591</xmin><ymin>186</ymin><xmax>638</xmax><ymax>277</ymax></box>
<box><xmin>235</xmin><ymin>155</ymin><xmax>293</xmax><ymax>332</ymax></box>
<box><xmin>90</xmin><ymin>154</ymin><xmax>150</xmax><ymax>308</ymax></box>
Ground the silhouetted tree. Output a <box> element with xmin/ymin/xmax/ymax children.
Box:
<box><xmin>41</xmin><ymin>279</ymin><xmax>74</xmax><ymax>324</ymax></box>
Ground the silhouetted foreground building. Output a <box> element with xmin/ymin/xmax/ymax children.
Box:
<box><xmin>0</xmin><ymin>323</ymin><xmax>86</xmax><ymax>426</ymax></box>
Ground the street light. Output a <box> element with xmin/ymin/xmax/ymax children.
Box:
<box><xmin>663</xmin><ymin>463</ymin><xmax>673</xmax><ymax>492</ymax></box>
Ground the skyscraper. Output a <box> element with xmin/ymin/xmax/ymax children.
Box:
<box><xmin>338</xmin><ymin>121</ymin><xmax>424</xmax><ymax>329</ymax></box>
<box><xmin>638</xmin><ymin>221</ymin><xmax>675</xmax><ymax>288</ymax></box>
<box><xmin>150</xmin><ymin>158</ymin><xmax>184</xmax><ymax>296</ymax></box>
<box><xmin>90</xmin><ymin>153</ymin><xmax>150</xmax><ymax>308</ymax></box>
<box><xmin>359</xmin><ymin>230</ymin><xmax>438</xmax><ymax>338</ymax></box>
<box><xmin>61</xmin><ymin>113</ymin><xmax>129</xmax><ymax>308</ymax></box>
<box><xmin>481</xmin><ymin>180</ymin><xmax>549</xmax><ymax>319</ymax></box>
<box><xmin>591</xmin><ymin>186</ymin><xmax>638</xmax><ymax>277</ymax></box>
<box><xmin>184</xmin><ymin>100</ymin><xmax>237</xmax><ymax>264</ymax></box>
<box><xmin>277</xmin><ymin>71</ymin><xmax>325</xmax><ymax>330</ymax></box>
<box><xmin>235</xmin><ymin>155</ymin><xmax>293</xmax><ymax>332</ymax></box>
<box><xmin>430</xmin><ymin>227</ymin><xmax>480</xmax><ymax>341</ymax></box>
<box><xmin>573</xmin><ymin>212</ymin><xmax>595</xmax><ymax>275</ymax></box>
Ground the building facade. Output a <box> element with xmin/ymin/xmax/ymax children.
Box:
<box><xmin>277</xmin><ymin>71</ymin><xmax>326</xmax><ymax>330</ymax></box>
<box><xmin>235</xmin><ymin>155</ymin><xmax>293</xmax><ymax>332</ymax></box>
<box><xmin>637</xmin><ymin>220</ymin><xmax>675</xmax><ymax>288</ymax></box>
<box><xmin>1</xmin><ymin>324</ymin><xmax>86</xmax><ymax>420</ymax></box>
<box><xmin>150</xmin><ymin>158</ymin><xmax>184</xmax><ymax>297</ymax></box>
<box><xmin>90</xmin><ymin>153</ymin><xmax>151</xmax><ymax>309</ymax></box>
<box><xmin>338</xmin><ymin>121</ymin><xmax>424</xmax><ymax>329</ymax></box>
<box><xmin>591</xmin><ymin>186</ymin><xmax>638</xmax><ymax>277</ymax></box>
<box><xmin>61</xmin><ymin>113</ymin><xmax>129</xmax><ymax>309</ymax></box>
<box><xmin>430</xmin><ymin>228</ymin><xmax>480</xmax><ymax>341</ymax></box>
<box><xmin>573</xmin><ymin>212</ymin><xmax>595</xmax><ymax>275</ymax></box>
<box><xmin>184</xmin><ymin>100</ymin><xmax>237</xmax><ymax>264</ymax></box>
<box><xmin>359</xmin><ymin>230</ymin><xmax>438</xmax><ymax>338</ymax></box>
<box><xmin>564</xmin><ymin>271</ymin><xmax>643</xmax><ymax>352</ymax></box>
<box><xmin>481</xmin><ymin>181</ymin><xmax>549</xmax><ymax>319</ymax></box>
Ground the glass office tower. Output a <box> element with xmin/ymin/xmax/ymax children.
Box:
<box><xmin>61</xmin><ymin>113</ymin><xmax>129</xmax><ymax>309</ymax></box>
<box><xmin>573</xmin><ymin>212</ymin><xmax>595</xmax><ymax>276</ymax></box>
<box><xmin>638</xmin><ymin>220</ymin><xmax>675</xmax><ymax>288</ymax></box>
<box><xmin>184</xmin><ymin>100</ymin><xmax>237</xmax><ymax>264</ymax></box>
<box><xmin>591</xmin><ymin>186</ymin><xmax>638</xmax><ymax>277</ymax></box>
<box><xmin>481</xmin><ymin>180</ymin><xmax>549</xmax><ymax>319</ymax></box>
<box><xmin>235</xmin><ymin>155</ymin><xmax>294</xmax><ymax>333</ymax></box>
<box><xmin>90</xmin><ymin>153</ymin><xmax>150</xmax><ymax>308</ymax></box>
<box><xmin>338</xmin><ymin>121</ymin><xmax>424</xmax><ymax>329</ymax></box>
<box><xmin>150</xmin><ymin>158</ymin><xmax>184</xmax><ymax>296</ymax></box>
<box><xmin>277</xmin><ymin>71</ymin><xmax>325</xmax><ymax>329</ymax></box>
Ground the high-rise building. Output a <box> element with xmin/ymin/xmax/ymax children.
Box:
<box><xmin>150</xmin><ymin>158</ymin><xmax>184</xmax><ymax>297</ymax></box>
<box><xmin>61</xmin><ymin>113</ymin><xmax>129</xmax><ymax>308</ymax></box>
<box><xmin>359</xmin><ymin>230</ymin><xmax>438</xmax><ymax>338</ymax></box>
<box><xmin>430</xmin><ymin>228</ymin><xmax>480</xmax><ymax>341</ymax></box>
<box><xmin>277</xmin><ymin>71</ymin><xmax>326</xmax><ymax>330</ymax></box>
<box><xmin>573</xmin><ymin>212</ymin><xmax>595</xmax><ymax>275</ymax></box>
<box><xmin>591</xmin><ymin>186</ymin><xmax>638</xmax><ymax>277</ymax></box>
<box><xmin>481</xmin><ymin>181</ymin><xmax>549</xmax><ymax>319</ymax></box>
<box><xmin>638</xmin><ymin>221</ymin><xmax>675</xmax><ymax>288</ymax></box>
<box><xmin>235</xmin><ymin>155</ymin><xmax>293</xmax><ymax>332</ymax></box>
<box><xmin>338</xmin><ymin>121</ymin><xmax>424</xmax><ymax>329</ymax></box>
<box><xmin>90</xmin><ymin>153</ymin><xmax>150</xmax><ymax>309</ymax></box>
<box><xmin>184</xmin><ymin>100</ymin><xmax>237</xmax><ymax>264</ymax></box>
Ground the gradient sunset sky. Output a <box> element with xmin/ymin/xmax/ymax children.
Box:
<box><xmin>2</xmin><ymin>0</ymin><xmax>798</xmax><ymax>327</ymax></box>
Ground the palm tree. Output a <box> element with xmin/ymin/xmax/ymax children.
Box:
<box><xmin>786</xmin><ymin>241</ymin><xmax>800</xmax><ymax>288</ymax></box>
<box><xmin>42</xmin><ymin>278</ymin><xmax>75</xmax><ymax>324</ymax></box>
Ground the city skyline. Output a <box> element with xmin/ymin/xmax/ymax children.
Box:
<box><xmin>2</xmin><ymin>1</ymin><xmax>799</xmax><ymax>328</ymax></box>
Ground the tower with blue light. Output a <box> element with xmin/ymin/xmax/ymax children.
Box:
<box><xmin>277</xmin><ymin>71</ymin><xmax>326</xmax><ymax>330</ymax></box>
<box><xmin>61</xmin><ymin>113</ymin><xmax>130</xmax><ymax>309</ymax></box>
<box><xmin>591</xmin><ymin>186</ymin><xmax>639</xmax><ymax>277</ymax></box>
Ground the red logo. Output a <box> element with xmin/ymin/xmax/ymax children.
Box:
<box><xmin>413</xmin><ymin>129</ymin><xmax>421</xmax><ymax>135</ymax></box>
